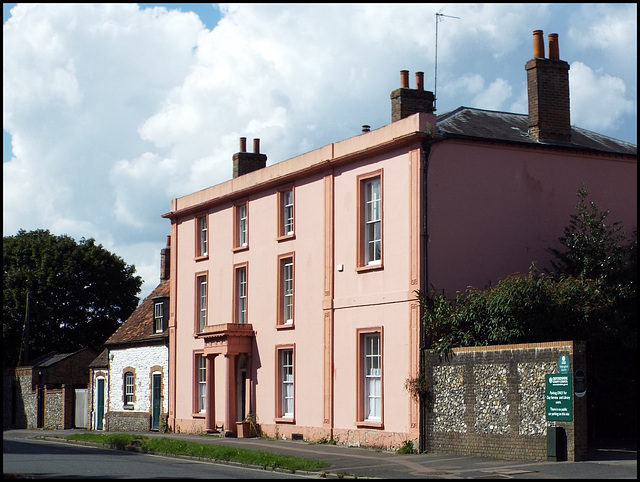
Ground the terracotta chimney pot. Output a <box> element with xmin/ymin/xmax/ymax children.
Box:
<box><xmin>400</xmin><ymin>70</ymin><xmax>409</xmax><ymax>88</ymax></box>
<box><xmin>548</xmin><ymin>33</ymin><xmax>559</xmax><ymax>60</ymax></box>
<box><xmin>533</xmin><ymin>30</ymin><xmax>545</xmax><ymax>58</ymax></box>
<box><xmin>239</xmin><ymin>137</ymin><xmax>247</xmax><ymax>152</ymax></box>
<box><xmin>415</xmin><ymin>71</ymin><xmax>424</xmax><ymax>91</ymax></box>
<box><xmin>253</xmin><ymin>138</ymin><xmax>260</xmax><ymax>154</ymax></box>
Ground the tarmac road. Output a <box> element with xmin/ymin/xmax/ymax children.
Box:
<box><xmin>3</xmin><ymin>429</ymin><xmax>637</xmax><ymax>479</ymax></box>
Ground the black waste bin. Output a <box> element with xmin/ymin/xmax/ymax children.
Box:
<box><xmin>547</xmin><ymin>426</ymin><xmax>567</xmax><ymax>461</ymax></box>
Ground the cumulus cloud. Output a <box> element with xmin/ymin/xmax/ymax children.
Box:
<box><xmin>569</xmin><ymin>61</ymin><xmax>635</xmax><ymax>131</ymax></box>
<box><xmin>3</xmin><ymin>4</ymin><xmax>637</xmax><ymax>300</ymax></box>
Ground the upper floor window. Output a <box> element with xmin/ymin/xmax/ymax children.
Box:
<box><xmin>196</xmin><ymin>215</ymin><xmax>208</xmax><ymax>258</ymax></box>
<box><xmin>234</xmin><ymin>202</ymin><xmax>248</xmax><ymax>249</ymax></box>
<box><xmin>235</xmin><ymin>264</ymin><xmax>247</xmax><ymax>324</ymax></box>
<box><xmin>154</xmin><ymin>301</ymin><xmax>164</xmax><ymax>334</ymax></box>
<box><xmin>277</xmin><ymin>187</ymin><xmax>295</xmax><ymax>239</ymax></box>
<box><xmin>196</xmin><ymin>274</ymin><xmax>207</xmax><ymax>332</ymax></box>
<box><xmin>124</xmin><ymin>371</ymin><xmax>135</xmax><ymax>405</ymax></box>
<box><xmin>357</xmin><ymin>172</ymin><xmax>383</xmax><ymax>269</ymax></box>
<box><xmin>277</xmin><ymin>254</ymin><xmax>294</xmax><ymax>327</ymax></box>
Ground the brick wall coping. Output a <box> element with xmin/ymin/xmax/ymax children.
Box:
<box><xmin>450</xmin><ymin>340</ymin><xmax>575</xmax><ymax>354</ymax></box>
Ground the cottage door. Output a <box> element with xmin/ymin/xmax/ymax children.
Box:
<box><xmin>96</xmin><ymin>379</ymin><xmax>105</xmax><ymax>430</ymax></box>
<box><xmin>152</xmin><ymin>374</ymin><xmax>161</xmax><ymax>430</ymax></box>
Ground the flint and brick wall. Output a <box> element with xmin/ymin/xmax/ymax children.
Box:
<box><xmin>424</xmin><ymin>340</ymin><xmax>587</xmax><ymax>461</ymax></box>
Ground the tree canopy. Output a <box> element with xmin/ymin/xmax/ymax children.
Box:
<box><xmin>3</xmin><ymin>229</ymin><xmax>142</xmax><ymax>368</ymax></box>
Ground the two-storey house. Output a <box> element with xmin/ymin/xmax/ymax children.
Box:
<box><xmin>161</xmin><ymin>30</ymin><xmax>636</xmax><ymax>449</ymax></box>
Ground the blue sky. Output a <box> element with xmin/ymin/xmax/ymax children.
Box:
<box><xmin>3</xmin><ymin>4</ymin><xmax>637</xmax><ymax>302</ymax></box>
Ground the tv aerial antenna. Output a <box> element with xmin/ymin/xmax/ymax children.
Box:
<box><xmin>434</xmin><ymin>12</ymin><xmax>460</xmax><ymax>111</ymax></box>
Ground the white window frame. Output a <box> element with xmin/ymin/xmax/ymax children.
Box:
<box><xmin>364</xmin><ymin>177</ymin><xmax>381</xmax><ymax>266</ymax></box>
<box><xmin>125</xmin><ymin>372</ymin><xmax>134</xmax><ymax>405</ymax></box>
<box><xmin>197</xmin><ymin>275</ymin><xmax>207</xmax><ymax>332</ymax></box>
<box><xmin>238</xmin><ymin>203</ymin><xmax>247</xmax><ymax>247</ymax></box>
<box><xmin>282</xmin><ymin>258</ymin><xmax>293</xmax><ymax>325</ymax></box>
<box><xmin>198</xmin><ymin>215</ymin><xmax>208</xmax><ymax>257</ymax></box>
<box><xmin>236</xmin><ymin>266</ymin><xmax>247</xmax><ymax>324</ymax></box>
<box><xmin>197</xmin><ymin>355</ymin><xmax>206</xmax><ymax>413</ymax></box>
<box><xmin>283</xmin><ymin>189</ymin><xmax>294</xmax><ymax>235</ymax></box>
<box><xmin>280</xmin><ymin>349</ymin><xmax>294</xmax><ymax>418</ymax></box>
<box><xmin>154</xmin><ymin>302</ymin><xmax>164</xmax><ymax>334</ymax></box>
<box><xmin>363</xmin><ymin>333</ymin><xmax>381</xmax><ymax>421</ymax></box>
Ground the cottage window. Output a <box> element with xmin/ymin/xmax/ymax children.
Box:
<box><xmin>154</xmin><ymin>301</ymin><xmax>164</xmax><ymax>334</ymax></box>
<box><xmin>125</xmin><ymin>371</ymin><xmax>134</xmax><ymax>405</ymax></box>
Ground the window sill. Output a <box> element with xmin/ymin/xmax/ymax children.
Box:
<box><xmin>194</xmin><ymin>255</ymin><xmax>209</xmax><ymax>262</ymax></box>
<box><xmin>123</xmin><ymin>404</ymin><xmax>135</xmax><ymax>411</ymax></box>
<box><xmin>276</xmin><ymin>234</ymin><xmax>295</xmax><ymax>242</ymax></box>
<box><xmin>191</xmin><ymin>413</ymin><xmax>205</xmax><ymax>419</ymax></box>
<box><xmin>232</xmin><ymin>245</ymin><xmax>249</xmax><ymax>253</ymax></box>
<box><xmin>356</xmin><ymin>420</ymin><xmax>383</xmax><ymax>429</ymax></box>
<box><xmin>275</xmin><ymin>417</ymin><xmax>296</xmax><ymax>424</ymax></box>
<box><xmin>355</xmin><ymin>263</ymin><xmax>383</xmax><ymax>273</ymax></box>
<box><xmin>276</xmin><ymin>323</ymin><xmax>295</xmax><ymax>330</ymax></box>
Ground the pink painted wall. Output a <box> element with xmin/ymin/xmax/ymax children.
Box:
<box><xmin>426</xmin><ymin>141</ymin><xmax>637</xmax><ymax>297</ymax></box>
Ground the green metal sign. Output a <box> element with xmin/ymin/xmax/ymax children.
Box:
<box><xmin>545</xmin><ymin>374</ymin><xmax>573</xmax><ymax>421</ymax></box>
<box><xmin>557</xmin><ymin>355</ymin><xmax>570</xmax><ymax>374</ymax></box>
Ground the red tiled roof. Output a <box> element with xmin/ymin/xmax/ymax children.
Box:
<box><xmin>105</xmin><ymin>280</ymin><xmax>169</xmax><ymax>345</ymax></box>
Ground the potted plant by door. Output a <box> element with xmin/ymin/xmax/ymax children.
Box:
<box><xmin>236</xmin><ymin>413</ymin><xmax>259</xmax><ymax>438</ymax></box>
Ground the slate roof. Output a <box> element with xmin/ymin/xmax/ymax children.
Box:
<box><xmin>105</xmin><ymin>280</ymin><xmax>169</xmax><ymax>346</ymax></box>
<box><xmin>89</xmin><ymin>348</ymin><xmax>108</xmax><ymax>368</ymax></box>
<box><xmin>436</xmin><ymin>107</ymin><xmax>637</xmax><ymax>156</ymax></box>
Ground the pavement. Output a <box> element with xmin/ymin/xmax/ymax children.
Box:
<box><xmin>3</xmin><ymin>428</ymin><xmax>637</xmax><ymax>479</ymax></box>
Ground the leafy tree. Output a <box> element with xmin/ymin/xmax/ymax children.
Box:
<box><xmin>3</xmin><ymin>229</ymin><xmax>142</xmax><ymax>368</ymax></box>
<box><xmin>548</xmin><ymin>184</ymin><xmax>636</xmax><ymax>286</ymax></box>
<box><xmin>418</xmin><ymin>264</ymin><xmax>614</xmax><ymax>356</ymax></box>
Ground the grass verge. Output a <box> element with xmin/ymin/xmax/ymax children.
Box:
<box><xmin>65</xmin><ymin>433</ymin><xmax>330</xmax><ymax>472</ymax></box>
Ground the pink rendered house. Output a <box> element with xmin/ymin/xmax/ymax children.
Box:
<box><xmin>161</xmin><ymin>30</ymin><xmax>636</xmax><ymax>449</ymax></box>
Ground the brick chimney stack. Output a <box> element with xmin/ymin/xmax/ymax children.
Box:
<box><xmin>390</xmin><ymin>70</ymin><xmax>435</xmax><ymax>122</ymax></box>
<box><xmin>160</xmin><ymin>235</ymin><xmax>170</xmax><ymax>282</ymax></box>
<box><xmin>525</xmin><ymin>30</ymin><xmax>571</xmax><ymax>143</ymax></box>
<box><xmin>233</xmin><ymin>137</ymin><xmax>267</xmax><ymax>178</ymax></box>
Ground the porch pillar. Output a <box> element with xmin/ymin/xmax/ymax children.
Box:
<box><xmin>205</xmin><ymin>354</ymin><xmax>217</xmax><ymax>433</ymax></box>
<box><xmin>224</xmin><ymin>354</ymin><xmax>237</xmax><ymax>433</ymax></box>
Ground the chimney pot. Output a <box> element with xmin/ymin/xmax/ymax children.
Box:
<box><xmin>362</xmin><ymin>125</ymin><xmax>371</xmax><ymax>133</ymax></box>
<box><xmin>533</xmin><ymin>30</ymin><xmax>545</xmax><ymax>58</ymax></box>
<box><xmin>400</xmin><ymin>70</ymin><xmax>409</xmax><ymax>88</ymax></box>
<box><xmin>253</xmin><ymin>138</ymin><xmax>260</xmax><ymax>154</ymax></box>
<box><xmin>239</xmin><ymin>137</ymin><xmax>247</xmax><ymax>152</ymax></box>
<box><xmin>548</xmin><ymin>33</ymin><xmax>559</xmax><ymax>60</ymax></box>
<box><xmin>415</xmin><ymin>72</ymin><xmax>424</xmax><ymax>91</ymax></box>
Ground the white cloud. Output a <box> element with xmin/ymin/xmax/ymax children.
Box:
<box><xmin>569</xmin><ymin>61</ymin><xmax>635</xmax><ymax>131</ymax></box>
<box><xmin>3</xmin><ymin>4</ymin><xmax>636</xmax><ymax>301</ymax></box>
